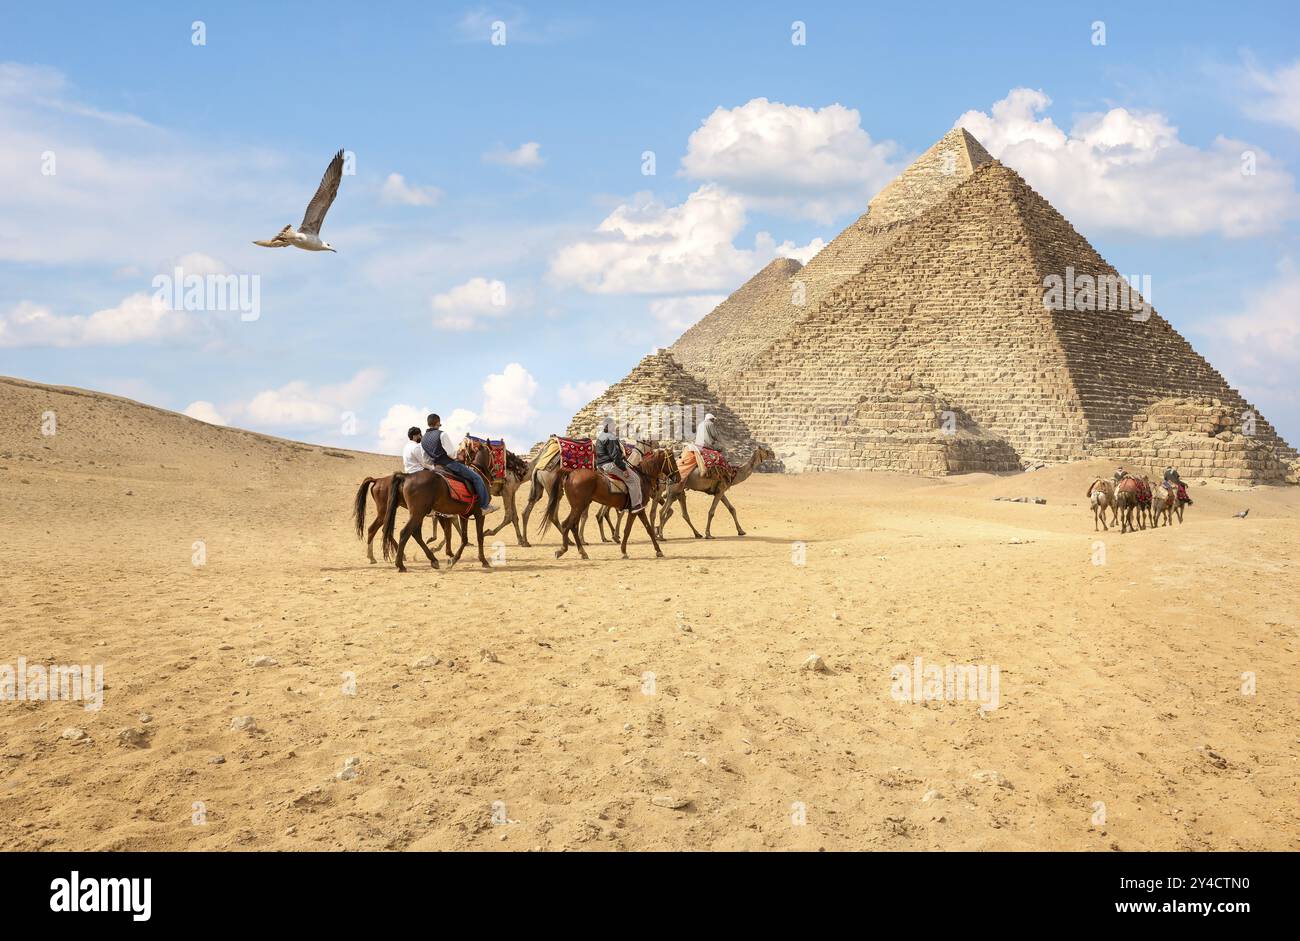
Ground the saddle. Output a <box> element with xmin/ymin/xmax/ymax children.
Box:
<box><xmin>1175</xmin><ymin>483</ymin><xmax>1192</xmax><ymax>504</ymax></box>
<box><xmin>599</xmin><ymin>470</ymin><xmax>629</xmax><ymax>495</ymax></box>
<box><xmin>557</xmin><ymin>436</ymin><xmax>595</xmax><ymax>470</ymax></box>
<box><xmin>431</xmin><ymin>465</ymin><xmax>488</xmax><ymax>516</ymax></box>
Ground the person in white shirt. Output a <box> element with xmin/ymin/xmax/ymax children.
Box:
<box><xmin>401</xmin><ymin>427</ymin><xmax>436</xmax><ymax>474</ymax></box>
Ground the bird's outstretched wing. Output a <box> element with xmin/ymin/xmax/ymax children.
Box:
<box><xmin>300</xmin><ymin>149</ymin><xmax>345</xmax><ymax>235</ymax></box>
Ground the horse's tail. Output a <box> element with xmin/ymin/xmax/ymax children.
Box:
<box><xmin>539</xmin><ymin>473</ymin><xmax>563</xmax><ymax>539</ymax></box>
<box><xmin>353</xmin><ymin>477</ymin><xmax>377</xmax><ymax>539</ymax></box>
<box><xmin>382</xmin><ymin>473</ymin><xmax>406</xmax><ymax>561</ymax></box>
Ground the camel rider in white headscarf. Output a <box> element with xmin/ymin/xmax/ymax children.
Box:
<box><xmin>687</xmin><ymin>412</ymin><xmax>723</xmax><ymax>464</ymax></box>
<box><xmin>595</xmin><ymin>416</ymin><xmax>643</xmax><ymax>513</ymax></box>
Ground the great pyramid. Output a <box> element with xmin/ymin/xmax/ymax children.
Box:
<box><xmin>566</xmin><ymin>127</ymin><xmax>1296</xmax><ymax>482</ymax></box>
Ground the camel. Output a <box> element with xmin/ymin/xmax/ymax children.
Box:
<box><xmin>457</xmin><ymin>439</ymin><xmax>531</xmax><ymax>546</ymax></box>
<box><xmin>1086</xmin><ymin>478</ymin><xmax>1117</xmax><ymax>531</ymax></box>
<box><xmin>1149</xmin><ymin>483</ymin><xmax>1176</xmax><ymax>528</ymax></box>
<box><xmin>1114</xmin><ymin>475</ymin><xmax>1152</xmax><ymax>534</ymax></box>
<box><xmin>541</xmin><ymin>449</ymin><xmax>670</xmax><ymax>560</ymax></box>
<box><xmin>658</xmin><ymin>446</ymin><xmax>774</xmax><ymax>539</ymax></box>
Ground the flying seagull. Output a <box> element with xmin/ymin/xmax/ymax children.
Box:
<box><xmin>254</xmin><ymin>149</ymin><xmax>345</xmax><ymax>252</ymax></box>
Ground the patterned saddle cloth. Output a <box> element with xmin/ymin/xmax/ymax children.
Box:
<box><xmin>681</xmin><ymin>446</ymin><xmax>735</xmax><ymax>483</ymax></box>
<box><xmin>558</xmin><ymin>436</ymin><xmax>595</xmax><ymax>470</ymax></box>
<box><xmin>466</xmin><ymin>434</ymin><xmax>507</xmax><ymax>480</ymax></box>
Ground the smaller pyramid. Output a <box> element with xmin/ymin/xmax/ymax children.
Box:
<box><xmin>669</xmin><ymin>256</ymin><xmax>804</xmax><ymax>386</ymax></box>
<box><xmin>565</xmin><ymin>350</ymin><xmax>760</xmax><ymax>453</ymax></box>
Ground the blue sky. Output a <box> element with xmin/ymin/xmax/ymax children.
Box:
<box><xmin>2</xmin><ymin>0</ymin><xmax>1298</xmax><ymax>452</ymax></box>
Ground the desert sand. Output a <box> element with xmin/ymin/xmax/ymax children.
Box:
<box><xmin>1</xmin><ymin>375</ymin><xmax>1297</xmax><ymax>851</ymax></box>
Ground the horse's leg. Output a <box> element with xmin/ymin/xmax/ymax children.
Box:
<box><xmin>411</xmin><ymin>520</ymin><xmax>439</xmax><ymax>568</ymax></box>
<box><xmin>474</xmin><ymin>511</ymin><xmax>490</xmax><ymax>568</ymax></box>
<box><xmin>719</xmin><ymin>491</ymin><xmax>744</xmax><ymax>536</ymax></box>
<box><xmin>366</xmin><ymin>515</ymin><xmax>383</xmax><ymax>563</ymax></box>
<box><xmin>572</xmin><ymin>506</ymin><xmax>589</xmax><ymax>561</ymax></box>
<box><xmin>446</xmin><ymin>514</ymin><xmax>468</xmax><ymax>568</ymax></box>
<box><xmin>396</xmin><ymin>518</ymin><xmax>418</xmax><ymax>572</ymax></box>
<box><xmin>554</xmin><ymin>483</ymin><xmax>579</xmax><ymax>560</ymax></box>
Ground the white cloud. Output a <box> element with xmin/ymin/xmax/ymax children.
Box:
<box><xmin>680</xmin><ymin>98</ymin><xmax>902</xmax><ymax>221</ymax></box>
<box><xmin>549</xmin><ymin>184</ymin><xmax>815</xmax><ymax>294</ymax></box>
<box><xmin>1195</xmin><ymin>262</ymin><xmax>1300</xmax><ymax>422</ymax></box>
<box><xmin>429</xmin><ymin>277</ymin><xmax>512</xmax><ymax>330</ymax></box>
<box><xmin>1239</xmin><ymin>58</ymin><xmax>1300</xmax><ymax>131</ymax></box>
<box><xmin>376</xmin><ymin>403</ymin><xmax>429</xmax><ymax>454</ymax></box>
<box><xmin>479</xmin><ymin>362</ymin><xmax>538</xmax><ymax>429</ymax></box>
<box><xmin>439</xmin><ymin>407</ymin><xmax>480</xmax><ymax>443</ymax></box>
<box><xmin>183</xmin><ymin>401</ymin><xmax>227</xmax><ymax>426</ymax></box>
<box><xmin>955</xmin><ymin>88</ymin><xmax>1299</xmax><ymax>237</ymax></box>
<box><xmin>558</xmin><ymin>380</ymin><xmax>609</xmax><ymax>409</ymax></box>
<box><xmin>484</xmin><ymin>141</ymin><xmax>543</xmax><ymax>168</ymax></box>
<box><xmin>0</xmin><ymin>293</ymin><xmax>196</xmax><ymax>348</ymax></box>
<box><xmin>241</xmin><ymin>369</ymin><xmax>385</xmax><ymax>428</ymax></box>
<box><xmin>380</xmin><ymin>172</ymin><xmax>443</xmax><ymax>207</ymax></box>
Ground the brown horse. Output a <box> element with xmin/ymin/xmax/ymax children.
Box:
<box><xmin>354</xmin><ymin>474</ymin><xmax>401</xmax><ymax>563</ymax></box>
<box><xmin>381</xmin><ymin>467</ymin><xmax>491</xmax><ymax>572</ymax></box>
<box><xmin>542</xmin><ymin>450</ymin><xmax>668</xmax><ymax>560</ymax></box>
<box><xmin>594</xmin><ymin>445</ymin><xmax>678</xmax><ymax>542</ymax></box>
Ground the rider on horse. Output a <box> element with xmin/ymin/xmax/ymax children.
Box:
<box><xmin>421</xmin><ymin>413</ymin><xmax>497</xmax><ymax>514</ymax></box>
<box><xmin>595</xmin><ymin>416</ymin><xmax>643</xmax><ymax>513</ymax></box>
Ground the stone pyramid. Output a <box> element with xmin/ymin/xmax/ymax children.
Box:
<box><xmin>668</xmin><ymin>128</ymin><xmax>994</xmax><ymax>391</ymax></box>
<box><xmin>724</xmin><ymin>159</ymin><xmax>1293</xmax><ymax>476</ymax></box>
<box><xmin>564</xmin><ymin>349</ymin><xmax>759</xmax><ymax>452</ymax></box>
<box><xmin>569</xmin><ymin>127</ymin><xmax>1295</xmax><ymax>481</ymax></box>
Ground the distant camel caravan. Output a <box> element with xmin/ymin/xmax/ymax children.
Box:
<box><xmin>1094</xmin><ymin>469</ymin><xmax>1192</xmax><ymax>534</ymax></box>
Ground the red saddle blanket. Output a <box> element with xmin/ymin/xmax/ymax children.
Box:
<box><xmin>699</xmin><ymin>446</ymin><xmax>735</xmax><ymax>481</ymax></box>
<box><xmin>558</xmin><ymin>436</ymin><xmax>595</xmax><ymax>471</ymax></box>
<box><xmin>466</xmin><ymin>435</ymin><xmax>508</xmax><ymax>480</ymax></box>
<box><xmin>1175</xmin><ymin>483</ymin><xmax>1190</xmax><ymax>504</ymax></box>
<box><xmin>432</xmin><ymin>468</ymin><xmax>477</xmax><ymax>515</ymax></box>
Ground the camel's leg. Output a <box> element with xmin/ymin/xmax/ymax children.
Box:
<box><xmin>520</xmin><ymin>474</ymin><xmax>547</xmax><ymax>544</ymax></box>
<box><xmin>678</xmin><ymin>492</ymin><xmax>703</xmax><ymax>538</ymax></box>
<box><xmin>704</xmin><ymin>493</ymin><xmax>723</xmax><ymax>539</ymax></box>
<box><xmin>656</xmin><ymin>487</ymin><xmax>675</xmax><ymax>538</ymax></box>
<box><xmin>718</xmin><ymin>491</ymin><xmax>744</xmax><ymax>536</ymax></box>
<box><xmin>595</xmin><ymin>505</ymin><xmax>612</xmax><ymax>543</ymax></box>
<box><xmin>505</xmin><ymin>480</ymin><xmax>527</xmax><ymax>546</ymax></box>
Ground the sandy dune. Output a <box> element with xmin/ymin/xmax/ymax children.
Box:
<box><xmin>1</xmin><ymin>376</ymin><xmax>1297</xmax><ymax>851</ymax></box>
